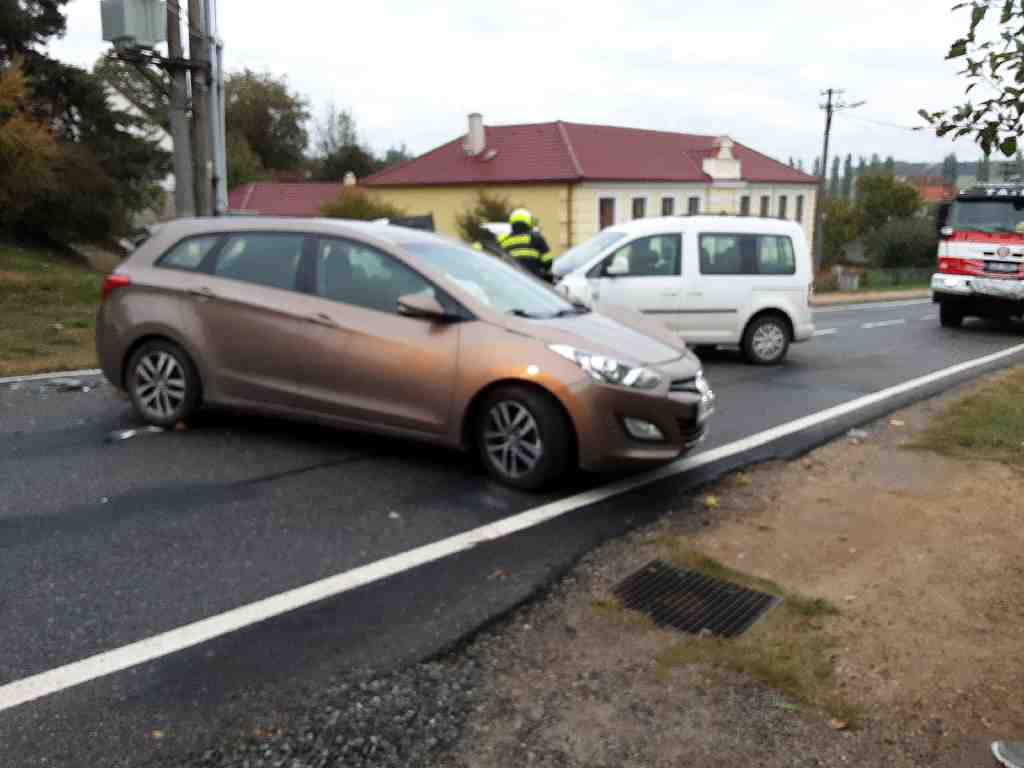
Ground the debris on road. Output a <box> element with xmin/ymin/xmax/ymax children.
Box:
<box><xmin>388</xmin><ymin>510</ymin><xmax>402</xmax><ymax>520</ymax></box>
<box><xmin>50</xmin><ymin>378</ymin><xmax>87</xmax><ymax>393</ymax></box>
<box><xmin>889</xmin><ymin>419</ymin><xmax>905</xmax><ymax>428</ymax></box>
<box><xmin>174</xmin><ymin>420</ymin><xmax>188</xmax><ymax>432</ymax></box>
<box><xmin>846</xmin><ymin>428</ymin><xmax>868</xmax><ymax>440</ymax></box>
<box><xmin>105</xmin><ymin>426</ymin><xmax>165</xmax><ymax>443</ymax></box>
<box><xmin>703</xmin><ymin>494</ymin><xmax>719</xmax><ymax>510</ymax></box>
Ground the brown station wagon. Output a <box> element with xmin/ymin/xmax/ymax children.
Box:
<box><xmin>96</xmin><ymin>218</ymin><xmax>715</xmax><ymax>490</ymax></box>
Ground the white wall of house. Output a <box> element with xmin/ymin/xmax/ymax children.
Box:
<box><xmin>573</xmin><ymin>181</ymin><xmax>817</xmax><ymax>250</ymax></box>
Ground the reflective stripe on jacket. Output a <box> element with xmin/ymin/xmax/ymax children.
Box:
<box><xmin>499</xmin><ymin>232</ymin><xmax>541</xmax><ymax>262</ymax></box>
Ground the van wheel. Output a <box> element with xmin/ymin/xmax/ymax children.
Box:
<box><xmin>939</xmin><ymin>304</ymin><xmax>964</xmax><ymax>328</ymax></box>
<box><xmin>126</xmin><ymin>340</ymin><xmax>201</xmax><ymax>428</ymax></box>
<box><xmin>476</xmin><ymin>385</ymin><xmax>571</xmax><ymax>491</ymax></box>
<box><xmin>742</xmin><ymin>315</ymin><xmax>790</xmax><ymax>365</ymax></box>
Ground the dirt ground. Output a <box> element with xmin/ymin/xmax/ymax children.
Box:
<box><xmin>439</xmin><ymin>374</ymin><xmax>1024</xmax><ymax>768</ymax></box>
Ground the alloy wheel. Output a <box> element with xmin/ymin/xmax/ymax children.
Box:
<box><xmin>751</xmin><ymin>322</ymin><xmax>786</xmax><ymax>362</ymax></box>
<box><xmin>483</xmin><ymin>401</ymin><xmax>544</xmax><ymax>479</ymax></box>
<box><xmin>133</xmin><ymin>351</ymin><xmax>187</xmax><ymax>421</ymax></box>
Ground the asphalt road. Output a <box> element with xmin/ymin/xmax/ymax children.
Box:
<box><xmin>2</xmin><ymin>299</ymin><xmax>1024</xmax><ymax>767</ymax></box>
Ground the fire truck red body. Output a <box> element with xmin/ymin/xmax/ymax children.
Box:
<box><xmin>932</xmin><ymin>183</ymin><xmax>1024</xmax><ymax>327</ymax></box>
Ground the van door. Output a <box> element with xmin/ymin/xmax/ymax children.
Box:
<box><xmin>587</xmin><ymin>233</ymin><xmax>686</xmax><ymax>331</ymax></box>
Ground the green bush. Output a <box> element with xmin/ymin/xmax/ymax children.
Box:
<box><xmin>320</xmin><ymin>188</ymin><xmax>406</xmax><ymax>220</ymax></box>
<box><xmin>864</xmin><ymin>217</ymin><xmax>938</xmax><ymax>269</ymax></box>
<box><xmin>455</xmin><ymin>190</ymin><xmax>518</xmax><ymax>243</ymax></box>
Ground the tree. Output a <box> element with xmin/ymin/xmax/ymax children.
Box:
<box><xmin>797</xmin><ymin>159</ymin><xmax>805</xmax><ymax>172</ymax></box>
<box><xmin>978</xmin><ymin>153</ymin><xmax>992</xmax><ymax>182</ymax></box>
<box><xmin>380</xmin><ymin>144</ymin><xmax>413</xmax><ymax>169</ymax></box>
<box><xmin>226</xmin><ymin>131</ymin><xmax>267</xmax><ymax>188</ymax></box>
<box><xmin>856</xmin><ymin>172</ymin><xmax>922</xmax><ymax>233</ymax></box>
<box><xmin>1</xmin><ymin>1</ymin><xmax>169</xmax><ymax>241</ymax></box>
<box><xmin>93</xmin><ymin>55</ymin><xmax>169</xmax><ymax>130</ymax></box>
<box><xmin>870</xmin><ymin>153</ymin><xmax>881</xmax><ymax>169</ymax></box>
<box><xmin>829</xmin><ymin>156</ymin><xmax>841</xmax><ymax>196</ymax></box>
<box><xmin>941</xmin><ymin>152</ymin><xmax>959</xmax><ymax>184</ymax></box>
<box><xmin>311</xmin><ymin>103</ymin><xmax>378</xmax><ymax>181</ymax></box>
<box><xmin>225</xmin><ymin>69</ymin><xmax>310</xmax><ymax>171</ymax></box>
<box><xmin>788</xmin><ymin>156</ymin><xmax>795</xmax><ymax>168</ymax></box>
<box><xmin>841</xmin><ymin>154</ymin><xmax>854</xmax><ymax>198</ymax></box>
<box><xmin>455</xmin><ymin>190</ymin><xmax>519</xmax><ymax>244</ymax></box>
<box><xmin>884</xmin><ymin>155</ymin><xmax>896</xmax><ymax>173</ymax></box>
<box><xmin>813</xmin><ymin>157</ymin><xmax>821</xmax><ymax>176</ymax></box>
<box><xmin>0</xmin><ymin>60</ymin><xmax>58</xmax><ymax>231</ymax></box>
<box><xmin>320</xmin><ymin>188</ymin><xmax>406</xmax><ymax>220</ymax></box>
<box><xmin>822</xmin><ymin>198</ymin><xmax>860</xmax><ymax>265</ymax></box>
<box><xmin>920</xmin><ymin>1</ymin><xmax>1024</xmax><ymax>157</ymax></box>
<box><xmin>865</xmin><ymin>217</ymin><xmax>938</xmax><ymax>269</ymax></box>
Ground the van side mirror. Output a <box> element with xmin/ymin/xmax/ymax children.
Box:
<box><xmin>605</xmin><ymin>255</ymin><xmax>630</xmax><ymax>277</ymax></box>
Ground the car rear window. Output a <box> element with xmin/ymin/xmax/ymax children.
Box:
<box><xmin>156</xmin><ymin>235</ymin><xmax>220</xmax><ymax>271</ymax></box>
<box><xmin>699</xmin><ymin>234</ymin><xmax>796</xmax><ymax>276</ymax></box>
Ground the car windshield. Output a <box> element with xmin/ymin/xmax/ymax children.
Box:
<box><xmin>552</xmin><ymin>231</ymin><xmax>627</xmax><ymax>277</ymax></box>
<box><xmin>949</xmin><ymin>199</ymin><xmax>1024</xmax><ymax>234</ymax></box>
<box><xmin>404</xmin><ymin>240</ymin><xmax>578</xmax><ymax>318</ymax></box>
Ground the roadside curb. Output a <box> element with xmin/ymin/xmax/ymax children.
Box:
<box><xmin>811</xmin><ymin>290</ymin><xmax>930</xmax><ymax>308</ymax></box>
<box><xmin>0</xmin><ymin>369</ymin><xmax>102</xmax><ymax>386</ymax></box>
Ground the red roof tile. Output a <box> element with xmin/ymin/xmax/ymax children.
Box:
<box><xmin>227</xmin><ymin>182</ymin><xmax>345</xmax><ymax>216</ymax></box>
<box><xmin>363</xmin><ymin>121</ymin><xmax>817</xmax><ymax>187</ymax></box>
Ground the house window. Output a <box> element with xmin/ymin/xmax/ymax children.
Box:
<box><xmin>795</xmin><ymin>195</ymin><xmax>804</xmax><ymax>223</ymax></box>
<box><xmin>760</xmin><ymin>195</ymin><xmax>771</xmax><ymax>217</ymax></box>
<box><xmin>661</xmin><ymin>197</ymin><xmax>675</xmax><ymax>216</ymax></box>
<box><xmin>778</xmin><ymin>195</ymin><xmax>788</xmax><ymax>219</ymax></box>
<box><xmin>739</xmin><ymin>196</ymin><xmax>751</xmax><ymax>216</ymax></box>
<box><xmin>599</xmin><ymin>197</ymin><xmax>615</xmax><ymax>229</ymax></box>
<box><xmin>687</xmin><ymin>196</ymin><xmax>701</xmax><ymax>215</ymax></box>
<box><xmin>632</xmin><ymin>197</ymin><xmax>647</xmax><ymax>219</ymax></box>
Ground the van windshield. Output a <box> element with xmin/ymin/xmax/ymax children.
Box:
<box><xmin>552</xmin><ymin>231</ymin><xmax>627</xmax><ymax>277</ymax></box>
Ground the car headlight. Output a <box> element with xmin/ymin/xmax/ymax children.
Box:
<box><xmin>549</xmin><ymin>344</ymin><xmax>661</xmax><ymax>389</ymax></box>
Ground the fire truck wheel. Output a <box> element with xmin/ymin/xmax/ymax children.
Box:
<box><xmin>939</xmin><ymin>304</ymin><xmax>964</xmax><ymax>328</ymax></box>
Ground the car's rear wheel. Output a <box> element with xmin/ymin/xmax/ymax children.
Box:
<box><xmin>126</xmin><ymin>340</ymin><xmax>201</xmax><ymax>428</ymax></box>
<box><xmin>939</xmin><ymin>304</ymin><xmax>964</xmax><ymax>328</ymax></box>
<box><xmin>742</xmin><ymin>314</ymin><xmax>790</xmax><ymax>365</ymax></box>
<box><xmin>476</xmin><ymin>385</ymin><xmax>571</xmax><ymax>491</ymax></box>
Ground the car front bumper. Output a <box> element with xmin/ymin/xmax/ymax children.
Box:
<box><xmin>932</xmin><ymin>273</ymin><xmax>1024</xmax><ymax>312</ymax></box>
<box><xmin>566</xmin><ymin>358</ymin><xmax>715</xmax><ymax>472</ymax></box>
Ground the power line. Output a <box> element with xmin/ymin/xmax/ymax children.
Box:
<box><xmin>837</xmin><ymin>112</ymin><xmax>925</xmax><ymax>133</ymax></box>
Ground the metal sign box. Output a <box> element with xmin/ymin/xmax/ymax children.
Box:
<box><xmin>101</xmin><ymin>0</ymin><xmax>167</xmax><ymax>48</ymax></box>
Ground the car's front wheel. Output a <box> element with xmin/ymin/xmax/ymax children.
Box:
<box><xmin>126</xmin><ymin>340</ymin><xmax>201</xmax><ymax>428</ymax></box>
<box><xmin>476</xmin><ymin>385</ymin><xmax>572</xmax><ymax>491</ymax></box>
<box><xmin>742</xmin><ymin>315</ymin><xmax>790</xmax><ymax>365</ymax></box>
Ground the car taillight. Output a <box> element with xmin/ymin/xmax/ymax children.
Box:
<box><xmin>101</xmin><ymin>274</ymin><xmax>130</xmax><ymax>302</ymax></box>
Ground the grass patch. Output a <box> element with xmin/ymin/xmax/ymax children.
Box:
<box><xmin>911</xmin><ymin>366</ymin><xmax>1024</xmax><ymax>464</ymax></box>
<box><xmin>0</xmin><ymin>242</ymin><xmax>105</xmax><ymax>376</ymax></box>
<box><xmin>618</xmin><ymin>544</ymin><xmax>853</xmax><ymax>722</ymax></box>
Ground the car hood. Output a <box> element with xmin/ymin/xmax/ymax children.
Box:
<box><xmin>500</xmin><ymin>304</ymin><xmax>692</xmax><ymax>368</ymax></box>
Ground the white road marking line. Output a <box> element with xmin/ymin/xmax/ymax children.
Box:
<box><xmin>861</xmin><ymin>319</ymin><xmax>907</xmax><ymax>329</ymax></box>
<box><xmin>0</xmin><ymin>369</ymin><xmax>102</xmax><ymax>386</ymax></box>
<box><xmin>922</xmin><ymin>313</ymin><xmax>937</xmax><ymax>320</ymax></box>
<box><xmin>3</xmin><ymin>340</ymin><xmax>1024</xmax><ymax>714</ymax></box>
<box><xmin>814</xmin><ymin>298</ymin><xmax>931</xmax><ymax>313</ymax></box>
<box><xmin>813</xmin><ymin>328</ymin><xmax>838</xmax><ymax>337</ymax></box>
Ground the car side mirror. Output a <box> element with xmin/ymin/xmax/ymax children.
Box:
<box><xmin>936</xmin><ymin>202</ymin><xmax>951</xmax><ymax>235</ymax></box>
<box><xmin>398</xmin><ymin>292</ymin><xmax>450</xmax><ymax>321</ymax></box>
<box><xmin>605</xmin><ymin>255</ymin><xmax>630</xmax><ymax>277</ymax></box>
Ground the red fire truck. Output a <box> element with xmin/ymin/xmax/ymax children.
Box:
<box><xmin>932</xmin><ymin>183</ymin><xmax>1024</xmax><ymax>327</ymax></box>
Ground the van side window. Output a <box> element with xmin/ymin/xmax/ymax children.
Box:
<box><xmin>699</xmin><ymin>234</ymin><xmax>796</xmax><ymax>276</ymax></box>
<box><xmin>594</xmin><ymin>234</ymin><xmax>682</xmax><ymax>277</ymax></box>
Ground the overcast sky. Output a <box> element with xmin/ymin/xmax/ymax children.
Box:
<box><xmin>50</xmin><ymin>0</ymin><xmax>980</xmax><ymax>168</ymax></box>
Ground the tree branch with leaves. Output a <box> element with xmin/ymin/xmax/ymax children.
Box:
<box><xmin>920</xmin><ymin>1</ymin><xmax>1024</xmax><ymax>157</ymax></box>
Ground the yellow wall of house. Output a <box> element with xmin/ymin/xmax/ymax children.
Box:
<box><xmin>367</xmin><ymin>184</ymin><xmax>573</xmax><ymax>255</ymax></box>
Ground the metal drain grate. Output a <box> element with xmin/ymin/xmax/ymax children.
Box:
<box><xmin>612</xmin><ymin>560</ymin><xmax>780</xmax><ymax>638</ymax></box>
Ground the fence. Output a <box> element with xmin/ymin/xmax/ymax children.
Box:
<box><xmin>816</xmin><ymin>267</ymin><xmax>932</xmax><ymax>293</ymax></box>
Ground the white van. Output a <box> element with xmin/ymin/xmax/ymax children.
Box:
<box><xmin>555</xmin><ymin>216</ymin><xmax>815</xmax><ymax>364</ymax></box>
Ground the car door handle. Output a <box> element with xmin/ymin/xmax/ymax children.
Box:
<box><xmin>307</xmin><ymin>312</ymin><xmax>338</xmax><ymax>327</ymax></box>
<box><xmin>188</xmin><ymin>286</ymin><xmax>217</xmax><ymax>301</ymax></box>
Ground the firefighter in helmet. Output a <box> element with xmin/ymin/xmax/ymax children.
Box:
<box><xmin>499</xmin><ymin>208</ymin><xmax>551</xmax><ymax>280</ymax></box>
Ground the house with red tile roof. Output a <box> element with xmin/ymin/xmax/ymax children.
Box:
<box><xmin>229</xmin><ymin>115</ymin><xmax>818</xmax><ymax>255</ymax></box>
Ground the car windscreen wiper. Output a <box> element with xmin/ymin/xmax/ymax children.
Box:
<box><xmin>507</xmin><ymin>308</ymin><xmax>552</xmax><ymax>319</ymax></box>
<box><xmin>554</xmin><ymin>304</ymin><xmax>591</xmax><ymax>317</ymax></box>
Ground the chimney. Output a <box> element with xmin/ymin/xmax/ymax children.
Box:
<box><xmin>464</xmin><ymin>113</ymin><xmax>485</xmax><ymax>157</ymax></box>
<box><xmin>702</xmin><ymin>135</ymin><xmax>741</xmax><ymax>181</ymax></box>
<box><xmin>343</xmin><ymin>171</ymin><xmax>357</xmax><ymax>186</ymax></box>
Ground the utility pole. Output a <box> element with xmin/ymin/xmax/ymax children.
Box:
<box><xmin>204</xmin><ymin>0</ymin><xmax>228</xmax><ymax>214</ymax></box>
<box><xmin>812</xmin><ymin>88</ymin><xmax>864</xmax><ymax>268</ymax></box>
<box><xmin>189</xmin><ymin>0</ymin><xmax>211</xmax><ymax>217</ymax></box>
<box><xmin>166</xmin><ymin>1</ymin><xmax>195</xmax><ymax>217</ymax></box>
